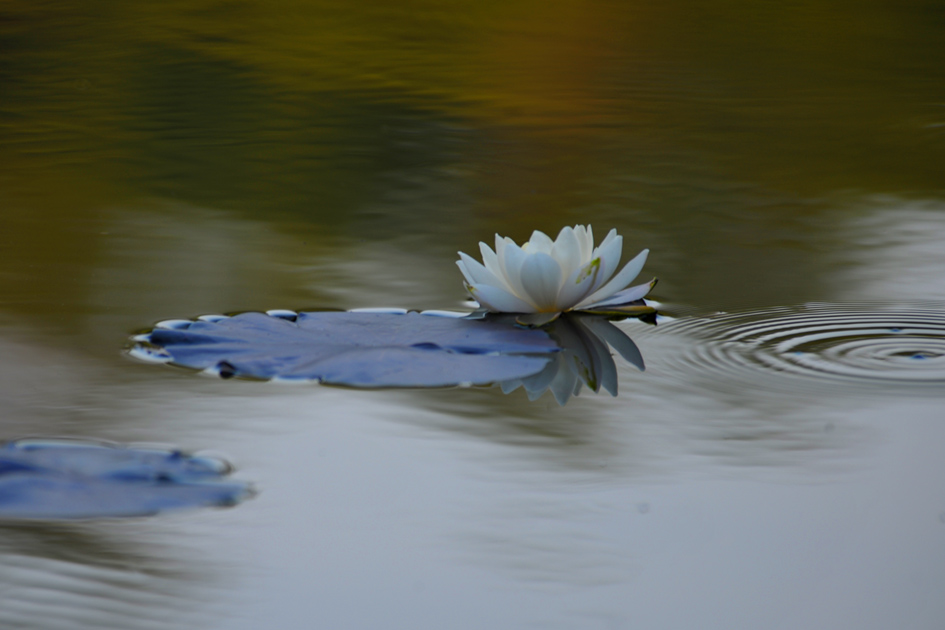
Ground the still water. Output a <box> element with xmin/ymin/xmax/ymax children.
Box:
<box><xmin>3</xmin><ymin>1</ymin><xmax>945</xmax><ymax>628</ymax></box>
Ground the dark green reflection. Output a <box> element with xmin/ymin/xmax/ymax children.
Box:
<box><xmin>120</xmin><ymin>44</ymin><xmax>464</xmax><ymax>231</ymax></box>
<box><xmin>2</xmin><ymin>0</ymin><xmax>945</xmax><ymax>326</ymax></box>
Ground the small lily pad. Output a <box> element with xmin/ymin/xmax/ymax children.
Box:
<box><xmin>131</xmin><ymin>311</ymin><xmax>559</xmax><ymax>387</ymax></box>
<box><xmin>0</xmin><ymin>439</ymin><xmax>253</xmax><ymax>520</ymax></box>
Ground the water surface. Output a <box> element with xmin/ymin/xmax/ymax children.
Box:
<box><xmin>2</xmin><ymin>1</ymin><xmax>945</xmax><ymax>628</ymax></box>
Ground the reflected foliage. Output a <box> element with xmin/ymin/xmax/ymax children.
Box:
<box><xmin>3</xmin><ymin>0</ymin><xmax>945</xmax><ymax>329</ymax></box>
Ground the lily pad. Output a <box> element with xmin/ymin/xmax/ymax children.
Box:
<box><xmin>0</xmin><ymin>439</ymin><xmax>253</xmax><ymax>520</ymax></box>
<box><xmin>131</xmin><ymin>310</ymin><xmax>559</xmax><ymax>387</ymax></box>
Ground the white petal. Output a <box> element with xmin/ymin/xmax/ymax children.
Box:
<box><xmin>551</xmin><ymin>226</ymin><xmax>581</xmax><ymax>277</ymax></box>
<box><xmin>581</xmin><ymin>279</ymin><xmax>654</xmax><ymax>309</ymax></box>
<box><xmin>568</xmin><ymin>225</ymin><xmax>585</xmax><ymax>261</ymax></box>
<box><xmin>587</xmin><ymin>233</ymin><xmax>623</xmax><ymax>295</ymax></box>
<box><xmin>496</xmin><ymin>239</ymin><xmax>535</xmax><ymax>307</ymax></box>
<box><xmin>456</xmin><ymin>259</ymin><xmax>476</xmax><ymax>287</ymax></box>
<box><xmin>479</xmin><ymin>242</ymin><xmax>505</xmax><ymax>282</ymax></box>
<box><xmin>575</xmin><ymin>225</ymin><xmax>594</xmax><ymax>261</ymax></box>
<box><xmin>525</xmin><ymin>229</ymin><xmax>554</xmax><ymax>254</ymax></box>
<box><xmin>577</xmin><ymin>249</ymin><xmax>648</xmax><ymax>308</ymax></box>
<box><xmin>595</xmin><ymin>228</ymin><xmax>619</xmax><ymax>253</ymax></box>
<box><xmin>518</xmin><ymin>252</ymin><xmax>564</xmax><ymax>310</ymax></box>
<box><xmin>456</xmin><ymin>255</ymin><xmax>481</xmax><ymax>286</ymax></box>
<box><xmin>556</xmin><ymin>257</ymin><xmax>602</xmax><ymax>309</ymax></box>
<box><xmin>466</xmin><ymin>283</ymin><xmax>537</xmax><ymax>313</ymax></box>
<box><xmin>457</xmin><ymin>252</ymin><xmax>508</xmax><ymax>291</ymax></box>
<box><xmin>493</xmin><ymin>234</ymin><xmax>508</xmax><ymax>269</ymax></box>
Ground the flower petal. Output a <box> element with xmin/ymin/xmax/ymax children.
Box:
<box><xmin>456</xmin><ymin>261</ymin><xmax>476</xmax><ymax>287</ymax></box>
<box><xmin>556</xmin><ymin>256</ymin><xmax>601</xmax><ymax>309</ymax></box>
<box><xmin>577</xmin><ymin>249</ymin><xmax>648</xmax><ymax>308</ymax></box>
<box><xmin>581</xmin><ymin>278</ymin><xmax>654</xmax><ymax>309</ymax></box>
<box><xmin>575</xmin><ymin>225</ymin><xmax>594</xmax><ymax>261</ymax></box>
<box><xmin>551</xmin><ymin>226</ymin><xmax>582</xmax><ymax>277</ymax></box>
<box><xmin>518</xmin><ymin>252</ymin><xmax>564</xmax><ymax>311</ymax></box>
<box><xmin>587</xmin><ymin>231</ymin><xmax>623</xmax><ymax>295</ymax></box>
<box><xmin>524</xmin><ymin>229</ymin><xmax>554</xmax><ymax>254</ymax></box>
<box><xmin>459</xmin><ymin>225</ymin><xmax>653</xmax><ymax>316</ymax></box>
<box><xmin>465</xmin><ymin>283</ymin><xmax>537</xmax><ymax>313</ymax></box>
<box><xmin>479</xmin><ymin>242</ymin><xmax>506</xmax><ymax>284</ymax></box>
<box><xmin>595</xmin><ymin>228</ymin><xmax>619</xmax><ymax>253</ymax></box>
<box><xmin>455</xmin><ymin>254</ymin><xmax>484</xmax><ymax>285</ymax></box>
<box><xmin>496</xmin><ymin>239</ymin><xmax>535</xmax><ymax>307</ymax></box>
<box><xmin>492</xmin><ymin>234</ymin><xmax>510</xmax><ymax>277</ymax></box>
<box><xmin>457</xmin><ymin>252</ymin><xmax>508</xmax><ymax>291</ymax></box>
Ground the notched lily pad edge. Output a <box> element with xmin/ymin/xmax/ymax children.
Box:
<box><xmin>127</xmin><ymin>308</ymin><xmax>557</xmax><ymax>388</ymax></box>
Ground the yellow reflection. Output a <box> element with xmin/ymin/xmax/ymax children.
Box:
<box><xmin>122</xmin><ymin>0</ymin><xmax>645</xmax><ymax>126</ymax></box>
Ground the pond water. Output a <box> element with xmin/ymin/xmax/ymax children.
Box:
<box><xmin>3</xmin><ymin>1</ymin><xmax>945</xmax><ymax>628</ymax></box>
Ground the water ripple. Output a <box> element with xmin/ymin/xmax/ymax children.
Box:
<box><xmin>660</xmin><ymin>303</ymin><xmax>945</xmax><ymax>393</ymax></box>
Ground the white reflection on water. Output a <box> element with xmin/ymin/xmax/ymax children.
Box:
<box><xmin>500</xmin><ymin>314</ymin><xmax>646</xmax><ymax>406</ymax></box>
<box><xmin>832</xmin><ymin>196</ymin><xmax>945</xmax><ymax>301</ymax></box>
<box><xmin>94</xmin><ymin>372</ymin><xmax>945</xmax><ymax>630</ymax></box>
<box><xmin>2</xmin><ymin>318</ymin><xmax>944</xmax><ymax>629</ymax></box>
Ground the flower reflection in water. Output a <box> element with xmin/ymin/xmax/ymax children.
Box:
<box><xmin>499</xmin><ymin>313</ymin><xmax>647</xmax><ymax>405</ymax></box>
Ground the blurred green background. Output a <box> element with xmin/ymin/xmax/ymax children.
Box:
<box><xmin>4</xmin><ymin>0</ymin><xmax>945</xmax><ymax>334</ymax></box>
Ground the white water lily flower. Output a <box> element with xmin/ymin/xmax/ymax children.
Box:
<box><xmin>457</xmin><ymin>225</ymin><xmax>655</xmax><ymax>324</ymax></box>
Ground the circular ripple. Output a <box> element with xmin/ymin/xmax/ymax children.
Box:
<box><xmin>662</xmin><ymin>303</ymin><xmax>945</xmax><ymax>391</ymax></box>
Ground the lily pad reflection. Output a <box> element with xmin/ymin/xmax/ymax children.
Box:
<box><xmin>0</xmin><ymin>439</ymin><xmax>253</xmax><ymax>520</ymax></box>
<box><xmin>131</xmin><ymin>310</ymin><xmax>559</xmax><ymax>387</ymax></box>
<box><xmin>500</xmin><ymin>314</ymin><xmax>646</xmax><ymax>405</ymax></box>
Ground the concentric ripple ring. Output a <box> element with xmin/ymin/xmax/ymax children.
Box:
<box><xmin>661</xmin><ymin>303</ymin><xmax>945</xmax><ymax>392</ymax></box>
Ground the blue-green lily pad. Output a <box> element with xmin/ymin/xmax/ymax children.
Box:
<box><xmin>0</xmin><ymin>439</ymin><xmax>253</xmax><ymax>520</ymax></box>
<box><xmin>131</xmin><ymin>310</ymin><xmax>559</xmax><ymax>387</ymax></box>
